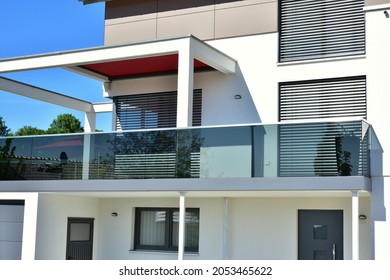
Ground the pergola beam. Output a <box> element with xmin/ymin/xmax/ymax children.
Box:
<box><xmin>0</xmin><ymin>76</ymin><xmax>93</xmax><ymax>112</ymax></box>
<box><xmin>0</xmin><ymin>36</ymin><xmax>236</xmax><ymax>78</ymax></box>
<box><xmin>191</xmin><ymin>37</ymin><xmax>236</xmax><ymax>74</ymax></box>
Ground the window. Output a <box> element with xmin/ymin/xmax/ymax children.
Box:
<box><xmin>114</xmin><ymin>90</ymin><xmax>202</xmax><ymax>130</ymax></box>
<box><xmin>278</xmin><ymin>76</ymin><xmax>368</xmax><ymax>177</ymax></box>
<box><xmin>279</xmin><ymin>76</ymin><xmax>367</xmax><ymax>121</ymax></box>
<box><xmin>279</xmin><ymin>0</ymin><xmax>365</xmax><ymax>62</ymax></box>
<box><xmin>134</xmin><ymin>208</ymin><xmax>199</xmax><ymax>252</ymax></box>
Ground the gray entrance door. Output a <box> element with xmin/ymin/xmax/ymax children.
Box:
<box><xmin>66</xmin><ymin>218</ymin><xmax>94</xmax><ymax>260</ymax></box>
<box><xmin>0</xmin><ymin>200</ymin><xmax>24</xmax><ymax>260</ymax></box>
<box><xmin>298</xmin><ymin>210</ymin><xmax>343</xmax><ymax>260</ymax></box>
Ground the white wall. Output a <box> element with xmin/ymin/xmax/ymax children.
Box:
<box><xmin>365</xmin><ymin>6</ymin><xmax>390</xmax><ymax>260</ymax></box>
<box><xmin>228</xmin><ymin>196</ymin><xmax>371</xmax><ymax>260</ymax></box>
<box><xmin>35</xmin><ymin>193</ymin><xmax>100</xmax><ymax>260</ymax></box>
<box><xmin>25</xmin><ymin>193</ymin><xmax>371</xmax><ymax>260</ymax></box>
<box><xmin>93</xmin><ymin>195</ymin><xmax>370</xmax><ymax>260</ymax></box>
<box><xmin>97</xmin><ymin>197</ymin><xmax>224</xmax><ymax>260</ymax></box>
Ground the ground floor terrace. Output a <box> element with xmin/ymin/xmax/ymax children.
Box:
<box><xmin>0</xmin><ymin>189</ymin><xmax>372</xmax><ymax>260</ymax></box>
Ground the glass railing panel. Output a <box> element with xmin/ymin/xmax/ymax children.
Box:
<box><xmin>278</xmin><ymin>121</ymin><xmax>365</xmax><ymax>177</ymax></box>
<box><xmin>0</xmin><ymin>120</ymin><xmax>370</xmax><ymax>181</ymax></box>
<box><xmin>198</xmin><ymin>126</ymin><xmax>252</xmax><ymax>178</ymax></box>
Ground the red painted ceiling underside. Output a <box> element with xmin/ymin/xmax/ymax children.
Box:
<box><xmin>81</xmin><ymin>54</ymin><xmax>211</xmax><ymax>79</ymax></box>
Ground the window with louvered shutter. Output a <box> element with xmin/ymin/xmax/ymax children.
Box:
<box><xmin>114</xmin><ymin>90</ymin><xmax>202</xmax><ymax>130</ymax></box>
<box><xmin>279</xmin><ymin>76</ymin><xmax>367</xmax><ymax>121</ymax></box>
<box><xmin>278</xmin><ymin>76</ymin><xmax>367</xmax><ymax>177</ymax></box>
<box><xmin>279</xmin><ymin>0</ymin><xmax>365</xmax><ymax>62</ymax></box>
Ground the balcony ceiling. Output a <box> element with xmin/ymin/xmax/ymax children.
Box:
<box><xmin>79</xmin><ymin>54</ymin><xmax>211</xmax><ymax>79</ymax></box>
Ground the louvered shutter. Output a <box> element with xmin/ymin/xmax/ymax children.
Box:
<box><xmin>279</xmin><ymin>76</ymin><xmax>366</xmax><ymax>121</ymax></box>
<box><xmin>114</xmin><ymin>89</ymin><xmax>202</xmax><ymax>130</ymax></box>
<box><xmin>278</xmin><ymin>76</ymin><xmax>367</xmax><ymax>177</ymax></box>
<box><xmin>279</xmin><ymin>121</ymin><xmax>365</xmax><ymax>176</ymax></box>
<box><xmin>279</xmin><ymin>0</ymin><xmax>365</xmax><ymax>62</ymax></box>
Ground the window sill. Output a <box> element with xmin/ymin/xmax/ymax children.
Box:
<box><xmin>129</xmin><ymin>249</ymin><xmax>199</xmax><ymax>256</ymax></box>
<box><xmin>277</xmin><ymin>55</ymin><xmax>366</xmax><ymax>67</ymax></box>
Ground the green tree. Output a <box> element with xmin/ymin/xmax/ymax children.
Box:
<box><xmin>15</xmin><ymin>125</ymin><xmax>46</xmax><ymax>136</ymax></box>
<box><xmin>46</xmin><ymin>114</ymin><xmax>84</xmax><ymax>134</ymax></box>
<box><xmin>0</xmin><ymin>116</ymin><xmax>11</xmax><ymax>136</ymax></box>
<box><xmin>0</xmin><ymin>138</ymin><xmax>25</xmax><ymax>179</ymax></box>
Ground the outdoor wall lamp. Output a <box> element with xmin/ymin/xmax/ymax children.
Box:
<box><xmin>359</xmin><ymin>214</ymin><xmax>367</xmax><ymax>220</ymax></box>
<box><xmin>384</xmin><ymin>10</ymin><xmax>389</xmax><ymax>18</ymax></box>
<box><xmin>234</xmin><ymin>94</ymin><xmax>242</xmax><ymax>100</ymax></box>
<box><xmin>111</xmin><ymin>212</ymin><xmax>118</xmax><ymax>217</ymax></box>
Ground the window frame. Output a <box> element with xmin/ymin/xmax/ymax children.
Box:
<box><xmin>134</xmin><ymin>207</ymin><xmax>200</xmax><ymax>253</ymax></box>
<box><xmin>278</xmin><ymin>0</ymin><xmax>366</xmax><ymax>62</ymax></box>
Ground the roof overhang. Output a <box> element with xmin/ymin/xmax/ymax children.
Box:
<box><xmin>0</xmin><ymin>35</ymin><xmax>236</xmax><ymax>82</ymax></box>
<box><xmin>79</xmin><ymin>0</ymin><xmax>112</xmax><ymax>5</ymax></box>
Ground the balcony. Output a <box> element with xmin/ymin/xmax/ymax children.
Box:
<box><xmin>0</xmin><ymin>120</ymin><xmax>370</xmax><ymax>181</ymax></box>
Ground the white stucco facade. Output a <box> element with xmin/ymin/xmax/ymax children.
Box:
<box><xmin>1</xmin><ymin>2</ymin><xmax>390</xmax><ymax>261</ymax></box>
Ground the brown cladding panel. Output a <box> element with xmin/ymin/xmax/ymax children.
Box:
<box><xmin>215</xmin><ymin>2</ymin><xmax>277</xmax><ymax>38</ymax></box>
<box><xmin>104</xmin><ymin>0</ymin><xmax>278</xmax><ymax>44</ymax></box>
<box><xmin>106</xmin><ymin>0</ymin><xmax>158</xmax><ymax>19</ymax></box>
<box><xmin>105</xmin><ymin>19</ymin><xmax>157</xmax><ymax>44</ymax></box>
<box><xmin>157</xmin><ymin>0</ymin><xmax>215</xmax><ymax>12</ymax></box>
<box><xmin>157</xmin><ymin>11</ymin><xmax>215</xmax><ymax>40</ymax></box>
<box><xmin>365</xmin><ymin>0</ymin><xmax>390</xmax><ymax>6</ymax></box>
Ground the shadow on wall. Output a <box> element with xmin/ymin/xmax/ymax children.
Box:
<box><xmin>231</xmin><ymin>64</ymin><xmax>262</xmax><ymax>124</ymax></box>
<box><xmin>106</xmin><ymin>0</ymin><xmax>241</xmax><ymax>19</ymax></box>
<box><xmin>370</xmin><ymin>128</ymin><xmax>386</xmax><ymax>221</ymax></box>
<box><xmin>201</xmin><ymin>64</ymin><xmax>261</xmax><ymax>125</ymax></box>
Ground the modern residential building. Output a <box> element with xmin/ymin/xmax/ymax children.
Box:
<box><xmin>0</xmin><ymin>0</ymin><xmax>389</xmax><ymax>260</ymax></box>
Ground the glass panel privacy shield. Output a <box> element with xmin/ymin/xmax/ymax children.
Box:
<box><xmin>0</xmin><ymin>120</ymin><xmax>370</xmax><ymax>180</ymax></box>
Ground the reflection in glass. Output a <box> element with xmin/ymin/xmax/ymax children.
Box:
<box><xmin>314</xmin><ymin>250</ymin><xmax>328</xmax><ymax>260</ymax></box>
<box><xmin>139</xmin><ymin>210</ymin><xmax>166</xmax><ymax>246</ymax></box>
<box><xmin>172</xmin><ymin>210</ymin><xmax>200</xmax><ymax>250</ymax></box>
<box><xmin>0</xmin><ymin>120</ymin><xmax>369</xmax><ymax>181</ymax></box>
<box><xmin>313</xmin><ymin>225</ymin><xmax>328</xmax><ymax>240</ymax></box>
<box><xmin>69</xmin><ymin>223</ymin><xmax>90</xmax><ymax>241</ymax></box>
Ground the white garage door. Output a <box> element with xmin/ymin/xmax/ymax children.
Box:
<box><xmin>0</xmin><ymin>201</ymin><xmax>24</xmax><ymax>260</ymax></box>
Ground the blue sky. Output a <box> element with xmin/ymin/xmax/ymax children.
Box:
<box><xmin>0</xmin><ymin>0</ymin><xmax>112</xmax><ymax>132</ymax></box>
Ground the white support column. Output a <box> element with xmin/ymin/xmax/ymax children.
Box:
<box><xmin>84</xmin><ymin>112</ymin><xmax>96</xmax><ymax>133</ymax></box>
<box><xmin>21</xmin><ymin>193</ymin><xmax>39</xmax><ymax>260</ymax></box>
<box><xmin>82</xmin><ymin>112</ymin><xmax>96</xmax><ymax>180</ymax></box>
<box><xmin>352</xmin><ymin>191</ymin><xmax>359</xmax><ymax>260</ymax></box>
<box><xmin>177</xmin><ymin>41</ymin><xmax>194</xmax><ymax>128</ymax></box>
<box><xmin>178</xmin><ymin>192</ymin><xmax>186</xmax><ymax>261</ymax></box>
<box><xmin>223</xmin><ymin>197</ymin><xmax>229</xmax><ymax>260</ymax></box>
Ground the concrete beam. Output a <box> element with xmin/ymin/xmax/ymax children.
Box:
<box><xmin>191</xmin><ymin>37</ymin><xmax>236</xmax><ymax>74</ymax></box>
<box><xmin>0</xmin><ymin>76</ymin><xmax>92</xmax><ymax>112</ymax></box>
<box><xmin>92</xmin><ymin>102</ymin><xmax>114</xmax><ymax>113</ymax></box>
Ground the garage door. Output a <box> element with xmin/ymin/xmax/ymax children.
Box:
<box><xmin>0</xmin><ymin>200</ymin><xmax>24</xmax><ymax>260</ymax></box>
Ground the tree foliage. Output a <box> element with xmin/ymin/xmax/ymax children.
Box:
<box><xmin>46</xmin><ymin>114</ymin><xmax>84</xmax><ymax>134</ymax></box>
<box><xmin>0</xmin><ymin>116</ymin><xmax>11</xmax><ymax>136</ymax></box>
<box><xmin>15</xmin><ymin>126</ymin><xmax>46</xmax><ymax>136</ymax></box>
<box><xmin>1</xmin><ymin>114</ymin><xmax>89</xmax><ymax>136</ymax></box>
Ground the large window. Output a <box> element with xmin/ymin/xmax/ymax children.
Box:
<box><xmin>279</xmin><ymin>0</ymin><xmax>365</xmax><ymax>62</ymax></box>
<box><xmin>134</xmin><ymin>208</ymin><xmax>200</xmax><ymax>252</ymax></box>
<box><xmin>114</xmin><ymin>90</ymin><xmax>202</xmax><ymax>130</ymax></box>
<box><xmin>278</xmin><ymin>76</ymin><xmax>368</xmax><ymax>177</ymax></box>
<box><xmin>279</xmin><ymin>76</ymin><xmax>367</xmax><ymax>121</ymax></box>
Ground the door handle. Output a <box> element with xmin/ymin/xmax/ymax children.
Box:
<box><xmin>332</xmin><ymin>243</ymin><xmax>336</xmax><ymax>260</ymax></box>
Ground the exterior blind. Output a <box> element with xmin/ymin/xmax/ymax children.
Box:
<box><xmin>279</xmin><ymin>76</ymin><xmax>367</xmax><ymax>121</ymax></box>
<box><xmin>115</xmin><ymin>90</ymin><xmax>202</xmax><ymax>130</ymax></box>
<box><xmin>279</xmin><ymin>0</ymin><xmax>365</xmax><ymax>62</ymax></box>
<box><xmin>279</xmin><ymin>121</ymin><xmax>367</xmax><ymax>177</ymax></box>
<box><xmin>279</xmin><ymin>76</ymin><xmax>367</xmax><ymax>177</ymax></box>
